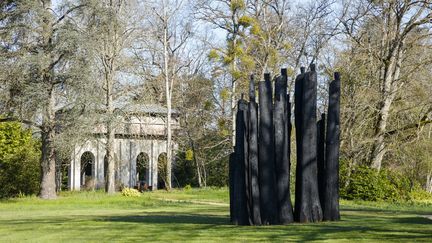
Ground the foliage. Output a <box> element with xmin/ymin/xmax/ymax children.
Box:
<box><xmin>230</xmin><ymin>0</ymin><xmax>246</xmax><ymax>11</ymax></box>
<box><xmin>173</xmin><ymin>152</ymin><xmax>197</xmax><ymax>188</ymax></box>
<box><xmin>0</xmin><ymin>122</ymin><xmax>40</xmax><ymax>198</ymax></box>
<box><xmin>340</xmin><ymin>164</ymin><xmax>415</xmax><ymax>202</ymax></box>
<box><xmin>121</xmin><ymin>188</ymin><xmax>141</xmax><ymax>197</ymax></box>
<box><xmin>208</xmin><ymin>49</ymin><xmax>219</xmax><ymax>60</ymax></box>
<box><xmin>409</xmin><ymin>188</ymin><xmax>432</xmax><ymax>206</ymax></box>
<box><xmin>206</xmin><ymin>155</ymin><xmax>229</xmax><ymax>187</ymax></box>
<box><xmin>183</xmin><ymin>184</ymin><xmax>192</xmax><ymax>191</ymax></box>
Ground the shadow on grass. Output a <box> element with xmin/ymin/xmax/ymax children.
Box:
<box><xmin>102</xmin><ymin>212</ymin><xmax>229</xmax><ymax>225</ymax></box>
<box><xmin>341</xmin><ymin>207</ymin><xmax>432</xmax><ymax>215</ymax></box>
<box><xmin>393</xmin><ymin>217</ymin><xmax>432</xmax><ymax>225</ymax></box>
<box><xmin>1</xmin><ymin>211</ymin><xmax>431</xmax><ymax>242</ymax></box>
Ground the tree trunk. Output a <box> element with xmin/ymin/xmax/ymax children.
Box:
<box><xmin>193</xmin><ymin>151</ymin><xmax>202</xmax><ymax>188</ymax></box>
<box><xmin>231</xmin><ymin>35</ymin><xmax>238</xmax><ymax>148</ymax></box>
<box><xmin>40</xmin><ymin>88</ymin><xmax>57</xmax><ymax>199</ymax></box>
<box><xmin>231</xmin><ymin>79</ymin><xmax>237</xmax><ymax>148</ymax></box>
<box><xmin>426</xmin><ymin>171</ymin><xmax>432</xmax><ymax>194</ymax></box>
<box><xmin>202</xmin><ymin>161</ymin><xmax>207</xmax><ymax>187</ymax></box>
<box><xmin>106</xmin><ymin>87</ymin><xmax>116</xmax><ymax>194</ymax></box>
<box><xmin>370</xmin><ymin>40</ymin><xmax>404</xmax><ymax>171</ymax></box>
<box><xmin>39</xmin><ymin>1</ymin><xmax>56</xmax><ymax>199</ymax></box>
<box><xmin>163</xmin><ymin>1</ymin><xmax>172</xmax><ymax>190</ymax></box>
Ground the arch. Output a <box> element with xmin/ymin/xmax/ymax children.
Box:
<box><xmin>80</xmin><ymin>151</ymin><xmax>95</xmax><ymax>188</ymax></box>
<box><xmin>136</xmin><ymin>152</ymin><xmax>150</xmax><ymax>189</ymax></box>
<box><xmin>157</xmin><ymin>152</ymin><xmax>168</xmax><ymax>189</ymax></box>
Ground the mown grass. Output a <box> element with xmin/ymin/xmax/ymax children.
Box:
<box><xmin>0</xmin><ymin>188</ymin><xmax>431</xmax><ymax>242</ymax></box>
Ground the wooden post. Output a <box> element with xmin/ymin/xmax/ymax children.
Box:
<box><xmin>233</xmin><ymin>98</ymin><xmax>250</xmax><ymax>225</ymax></box>
<box><xmin>323</xmin><ymin>72</ymin><xmax>341</xmax><ymax>221</ymax></box>
<box><xmin>275</xmin><ymin>69</ymin><xmax>294</xmax><ymax>224</ymax></box>
<box><xmin>294</xmin><ymin>67</ymin><xmax>305</xmax><ymax>222</ymax></box>
<box><xmin>258</xmin><ymin>73</ymin><xmax>278</xmax><ymax>225</ymax></box>
<box><xmin>294</xmin><ymin>64</ymin><xmax>323</xmax><ymax>223</ymax></box>
<box><xmin>317</xmin><ymin>113</ymin><xmax>326</xmax><ymax>208</ymax></box>
<box><xmin>240</xmin><ymin>97</ymin><xmax>252</xmax><ymax>225</ymax></box>
<box><xmin>248</xmin><ymin>75</ymin><xmax>261</xmax><ymax>225</ymax></box>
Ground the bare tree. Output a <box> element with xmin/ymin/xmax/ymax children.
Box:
<box><xmin>136</xmin><ymin>0</ymin><xmax>193</xmax><ymax>189</ymax></box>
<box><xmin>341</xmin><ymin>0</ymin><xmax>432</xmax><ymax>170</ymax></box>
<box><xmin>79</xmin><ymin>0</ymin><xmax>143</xmax><ymax>193</ymax></box>
<box><xmin>195</xmin><ymin>0</ymin><xmax>249</xmax><ymax>147</ymax></box>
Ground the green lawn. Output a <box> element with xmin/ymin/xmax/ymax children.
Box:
<box><xmin>0</xmin><ymin>188</ymin><xmax>431</xmax><ymax>242</ymax></box>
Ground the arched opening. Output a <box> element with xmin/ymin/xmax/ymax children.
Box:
<box><xmin>158</xmin><ymin>152</ymin><xmax>168</xmax><ymax>189</ymax></box>
<box><xmin>80</xmin><ymin>151</ymin><xmax>95</xmax><ymax>189</ymax></box>
<box><xmin>136</xmin><ymin>152</ymin><xmax>149</xmax><ymax>190</ymax></box>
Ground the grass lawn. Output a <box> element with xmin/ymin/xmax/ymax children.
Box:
<box><xmin>0</xmin><ymin>188</ymin><xmax>431</xmax><ymax>242</ymax></box>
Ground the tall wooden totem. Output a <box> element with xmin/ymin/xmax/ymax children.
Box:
<box><xmin>229</xmin><ymin>65</ymin><xmax>341</xmax><ymax>225</ymax></box>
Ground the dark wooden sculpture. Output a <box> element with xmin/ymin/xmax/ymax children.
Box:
<box><xmin>322</xmin><ymin>73</ymin><xmax>341</xmax><ymax>221</ymax></box>
<box><xmin>232</xmin><ymin>99</ymin><xmax>249</xmax><ymax>225</ymax></box>
<box><xmin>229</xmin><ymin>66</ymin><xmax>340</xmax><ymax>226</ymax></box>
<box><xmin>248</xmin><ymin>76</ymin><xmax>261</xmax><ymax>225</ymax></box>
<box><xmin>317</xmin><ymin>113</ymin><xmax>326</xmax><ymax>208</ymax></box>
<box><xmin>275</xmin><ymin>69</ymin><xmax>294</xmax><ymax>224</ymax></box>
<box><xmin>294</xmin><ymin>64</ymin><xmax>323</xmax><ymax>223</ymax></box>
<box><xmin>258</xmin><ymin>73</ymin><xmax>278</xmax><ymax>225</ymax></box>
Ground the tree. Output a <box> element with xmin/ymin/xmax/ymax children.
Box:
<box><xmin>0</xmin><ymin>0</ymin><xmax>91</xmax><ymax>199</ymax></box>
<box><xmin>196</xmin><ymin>0</ymin><xmax>251</xmax><ymax>147</ymax></box>
<box><xmin>341</xmin><ymin>0</ymin><xmax>432</xmax><ymax>171</ymax></box>
<box><xmin>244</xmin><ymin>0</ymin><xmax>291</xmax><ymax>78</ymax></box>
<box><xmin>176</xmin><ymin>73</ymin><xmax>229</xmax><ymax>187</ymax></box>
<box><xmin>77</xmin><ymin>0</ymin><xmax>145</xmax><ymax>193</ymax></box>
<box><xmin>136</xmin><ymin>0</ymin><xmax>194</xmax><ymax>189</ymax></box>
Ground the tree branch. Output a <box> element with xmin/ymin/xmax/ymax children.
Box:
<box><xmin>0</xmin><ymin>117</ymin><xmax>42</xmax><ymax>129</ymax></box>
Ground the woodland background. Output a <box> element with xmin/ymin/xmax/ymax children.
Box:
<box><xmin>0</xmin><ymin>0</ymin><xmax>431</xmax><ymax>200</ymax></box>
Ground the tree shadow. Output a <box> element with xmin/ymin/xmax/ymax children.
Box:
<box><xmin>342</xmin><ymin>207</ymin><xmax>432</xmax><ymax>215</ymax></box>
<box><xmin>100</xmin><ymin>212</ymin><xmax>229</xmax><ymax>225</ymax></box>
<box><xmin>393</xmin><ymin>216</ymin><xmax>432</xmax><ymax>225</ymax></box>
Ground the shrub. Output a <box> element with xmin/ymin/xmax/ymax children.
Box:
<box><xmin>184</xmin><ymin>184</ymin><xmax>192</xmax><ymax>191</ymax></box>
<box><xmin>173</xmin><ymin>152</ymin><xmax>197</xmax><ymax>188</ymax></box>
<box><xmin>409</xmin><ymin>187</ymin><xmax>432</xmax><ymax>204</ymax></box>
<box><xmin>0</xmin><ymin>121</ymin><xmax>40</xmax><ymax>198</ymax></box>
<box><xmin>121</xmin><ymin>188</ymin><xmax>141</xmax><ymax>197</ymax></box>
<box><xmin>341</xmin><ymin>166</ymin><xmax>400</xmax><ymax>201</ymax></box>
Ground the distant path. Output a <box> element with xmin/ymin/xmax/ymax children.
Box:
<box><xmin>421</xmin><ymin>215</ymin><xmax>432</xmax><ymax>220</ymax></box>
<box><xmin>155</xmin><ymin>198</ymin><xmax>229</xmax><ymax>207</ymax></box>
